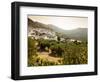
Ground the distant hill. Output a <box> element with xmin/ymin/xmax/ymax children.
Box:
<box><xmin>48</xmin><ymin>24</ymin><xmax>87</xmax><ymax>41</ymax></box>
<box><xmin>28</xmin><ymin>18</ymin><xmax>52</xmax><ymax>31</ymax></box>
<box><xmin>48</xmin><ymin>24</ymin><xmax>65</xmax><ymax>33</ymax></box>
<box><xmin>64</xmin><ymin>28</ymin><xmax>88</xmax><ymax>41</ymax></box>
<box><xmin>28</xmin><ymin>18</ymin><xmax>87</xmax><ymax>41</ymax></box>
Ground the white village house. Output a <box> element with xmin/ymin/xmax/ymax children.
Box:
<box><xmin>28</xmin><ymin>27</ymin><xmax>82</xmax><ymax>43</ymax></box>
<box><xmin>28</xmin><ymin>28</ymin><xmax>57</xmax><ymax>41</ymax></box>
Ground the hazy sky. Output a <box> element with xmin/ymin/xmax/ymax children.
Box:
<box><xmin>28</xmin><ymin>15</ymin><xmax>88</xmax><ymax>30</ymax></box>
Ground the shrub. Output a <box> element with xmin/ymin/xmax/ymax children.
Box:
<box><xmin>62</xmin><ymin>43</ymin><xmax>87</xmax><ymax>65</ymax></box>
<box><xmin>38</xmin><ymin>39</ymin><xmax>50</xmax><ymax>51</ymax></box>
<box><xmin>50</xmin><ymin>43</ymin><xmax>65</xmax><ymax>57</ymax></box>
<box><xmin>28</xmin><ymin>37</ymin><xmax>38</xmax><ymax>66</ymax></box>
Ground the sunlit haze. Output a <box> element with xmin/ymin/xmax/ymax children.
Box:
<box><xmin>28</xmin><ymin>15</ymin><xmax>88</xmax><ymax>30</ymax></box>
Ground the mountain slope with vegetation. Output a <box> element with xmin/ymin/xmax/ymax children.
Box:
<box><xmin>28</xmin><ymin>18</ymin><xmax>53</xmax><ymax>31</ymax></box>
<box><xmin>28</xmin><ymin>18</ymin><xmax>87</xmax><ymax>41</ymax></box>
<box><xmin>28</xmin><ymin>18</ymin><xmax>88</xmax><ymax>67</ymax></box>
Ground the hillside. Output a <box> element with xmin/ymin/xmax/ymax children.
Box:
<box><xmin>28</xmin><ymin>18</ymin><xmax>87</xmax><ymax>41</ymax></box>
<box><xmin>28</xmin><ymin>18</ymin><xmax>88</xmax><ymax>67</ymax></box>
<box><xmin>48</xmin><ymin>24</ymin><xmax>87</xmax><ymax>41</ymax></box>
<box><xmin>64</xmin><ymin>28</ymin><xmax>88</xmax><ymax>41</ymax></box>
<box><xmin>28</xmin><ymin>18</ymin><xmax>52</xmax><ymax>31</ymax></box>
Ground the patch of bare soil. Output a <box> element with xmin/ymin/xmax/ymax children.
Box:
<box><xmin>37</xmin><ymin>52</ymin><xmax>62</xmax><ymax>63</ymax></box>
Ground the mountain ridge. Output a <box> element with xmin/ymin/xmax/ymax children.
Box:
<box><xmin>28</xmin><ymin>18</ymin><xmax>87</xmax><ymax>41</ymax></box>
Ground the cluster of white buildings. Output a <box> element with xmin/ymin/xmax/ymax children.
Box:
<box><xmin>28</xmin><ymin>27</ymin><xmax>82</xmax><ymax>43</ymax></box>
<box><xmin>28</xmin><ymin>28</ymin><xmax>57</xmax><ymax>40</ymax></box>
<box><xmin>68</xmin><ymin>39</ymin><xmax>82</xmax><ymax>43</ymax></box>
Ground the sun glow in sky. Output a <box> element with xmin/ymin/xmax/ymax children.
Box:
<box><xmin>28</xmin><ymin>15</ymin><xmax>88</xmax><ymax>30</ymax></box>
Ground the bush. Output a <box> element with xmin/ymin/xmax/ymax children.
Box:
<box><xmin>50</xmin><ymin>43</ymin><xmax>65</xmax><ymax>57</ymax></box>
<box><xmin>38</xmin><ymin>39</ymin><xmax>50</xmax><ymax>51</ymax></box>
<box><xmin>28</xmin><ymin>37</ymin><xmax>88</xmax><ymax>66</ymax></box>
<box><xmin>62</xmin><ymin>43</ymin><xmax>87</xmax><ymax>65</ymax></box>
<box><xmin>28</xmin><ymin>37</ymin><xmax>38</xmax><ymax>66</ymax></box>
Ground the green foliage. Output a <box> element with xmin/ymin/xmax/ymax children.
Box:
<box><xmin>57</xmin><ymin>36</ymin><xmax>61</xmax><ymax>41</ymax></box>
<box><xmin>62</xmin><ymin>43</ymin><xmax>87</xmax><ymax>65</ymax></box>
<box><xmin>38</xmin><ymin>39</ymin><xmax>50</xmax><ymax>51</ymax></box>
<box><xmin>28</xmin><ymin>38</ymin><xmax>88</xmax><ymax>66</ymax></box>
<box><xmin>29</xmin><ymin>57</ymin><xmax>59</xmax><ymax>66</ymax></box>
<box><xmin>50</xmin><ymin>43</ymin><xmax>65</xmax><ymax>57</ymax></box>
<box><xmin>28</xmin><ymin>37</ymin><xmax>38</xmax><ymax>66</ymax></box>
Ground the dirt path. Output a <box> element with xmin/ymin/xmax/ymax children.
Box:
<box><xmin>37</xmin><ymin>52</ymin><xmax>62</xmax><ymax>63</ymax></box>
